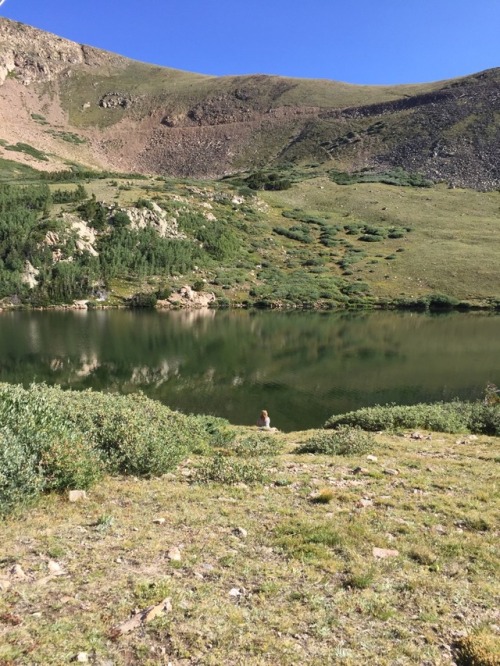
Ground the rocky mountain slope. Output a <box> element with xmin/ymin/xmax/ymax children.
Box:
<box><xmin>0</xmin><ymin>17</ymin><xmax>499</xmax><ymax>188</ymax></box>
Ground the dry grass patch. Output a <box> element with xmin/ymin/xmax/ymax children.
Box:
<box><xmin>0</xmin><ymin>430</ymin><xmax>498</xmax><ymax>664</ymax></box>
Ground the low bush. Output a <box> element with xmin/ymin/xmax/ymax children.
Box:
<box><xmin>191</xmin><ymin>415</ymin><xmax>235</xmax><ymax>452</ymax></box>
<box><xmin>359</xmin><ymin>234</ymin><xmax>383</xmax><ymax>242</ymax></box>
<box><xmin>48</xmin><ymin>389</ymin><xmax>206</xmax><ymax>477</ymax></box>
<box><xmin>273</xmin><ymin>225</ymin><xmax>313</xmax><ymax>244</ymax></box>
<box><xmin>310</xmin><ymin>488</ymin><xmax>335</xmax><ymax>504</ymax></box>
<box><xmin>128</xmin><ymin>292</ymin><xmax>158</xmax><ymax>308</ymax></box>
<box><xmin>388</xmin><ymin>229</ymin><xmax>405</xmax><ymax>239</ymax></box>
<box><xmin>325</xmin><ymin>401</ymin><xmax>500</xmax><ymax>435</ymax></box>
<box><xmin>0</xmin><ymin>383</ymin><xmax>208</xmax><ymax>514</ymax></box>
<box><xmin>297</xmin><ymin>426</ymin><xmax>374</xmax><ymax>455</ymax></box>
<box><xmin>5</xmin><ymin>142</ymin><xmax>48</xmax><ymax>161</ymax></box>
<box><xmin>156</xmin><ymin>285</ymin><xmax>172</xmax><ymax>300</ymax></box>
<box><xmin>468</xmin><ymin>402</ymin><xmax>500</xmax><ymax>436</ymax></box>
<box><xmin>230</xmin><ymin>434</ymin><xmax>283</xmax><ymax>457</ymax></box>
<box><xmin>0</xmin><ymin>428</ymin><xmax>44</xmax><ymax>516</ymax></box>
<box><xmin>454</xmin><ymin>630</ymin><xmax>500</xmax><ymax>666</ymax></box>
<box><xmin>329</xmin><ymin>168</ymin><xmax>433</xmax><ymax>188</ymax></box>
<box><xmin>196</xmin><ymin>452</ymin><xmax>269</xmax><ymax>485</ymax></box>
<box><xmin>281</xmin><ymin>210</ymin><xmax>328</xmax><ymax>226</ymax></box>
<box><xmin>0</xmin><ymin>384</ymin><xmax>104</xmax><ymax>515</ymax></box>
<box><xmin>392</xmin><ymin>297</ymin><xmax>428</xmax><ymax>311</ymax></box>
<box><xmin>428</xmin><ymin>293</ymin><xmax>460</xmax><ymax>311</ymax></box>
<box><xmin>245</xmin><ymin>171</ymin><xmax>291</xmax><ymax>191</ymax></box>
<box><xmin>192</xmin><ymin>279</ymin><xmax>205</xmax><ymax>292</ymax></box>
<box><xmin>39</xmin><ymin>431</ymin><xmax>103</xmax><ymax>492</ymax></box>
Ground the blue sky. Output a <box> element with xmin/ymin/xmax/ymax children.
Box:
<box><xmin>1</xmin><ymin>0</ymin><xmax>499</xmax><ymax>84</ymax></box>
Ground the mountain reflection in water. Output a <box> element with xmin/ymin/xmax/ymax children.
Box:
<box><xmin>1</xmin><ymin>309</ymin><xmax>499</xmax><ymax>431</ymax></box>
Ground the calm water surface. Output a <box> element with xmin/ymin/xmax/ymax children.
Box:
<box><xmin>1</xmin><ymin>309</ymin><xmax>499</xmax><ymax>431</ymax></box>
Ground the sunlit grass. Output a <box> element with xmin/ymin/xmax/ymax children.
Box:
<box><xmin>1</xmin><ymin>428</ymin><xmax>497</xmax><ymax>664</ymax></box>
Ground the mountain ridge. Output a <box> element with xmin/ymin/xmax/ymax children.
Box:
<box><xmin>0</xmin><ymin>17</ymin><xmax>499</xmax><ymax>188</ymax></box>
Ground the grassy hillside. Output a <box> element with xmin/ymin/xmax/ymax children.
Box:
<box><xmin>260</xmin><ymin>169</ymin><xmax>500</xmax><ymax>302</ymax></box>
<box><xmin>0</xmin><ymin>162</ymin><xmax>498</xmax><ymax>309</ymax></box>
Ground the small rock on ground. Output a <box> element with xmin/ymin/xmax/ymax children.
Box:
<box><xmin>167</xmin><ymin>547</ymin><xmax>182</xmax><ymax>562</ymax></box>
<box><xmin>373</xmin><ymin>547</ymin><xmax>399</xmax><ymax>559</ymax></box>
<box><xmin>68</xmin><ymin>490</ymin><xmax>87</xmax><ymax>502</ymax></box>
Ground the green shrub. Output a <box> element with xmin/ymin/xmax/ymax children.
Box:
<box><xmin>297</xmin><ymin>426</ymin><xmax>374</xmax><ymax>455</ymax></box>
<box><xmin>0</xmin><ymin>383</ymin><xmax>208</xmax><ymax>513</ymax></box>
<box><xmin>245</xmin><ymin>171</ymin><xmax>291</xmax><ymax>191</ymax></box>
<box><xmin>427</xmin><ymin>292</ymin><xmax>453</xmax><ymax>308</ymax></box>
<box><xmin>325</xmin><ymin>401</ymin><xmax>500</xmax><ymax>435</ymax></box>
<box><xmin>329</xmin><ymin>168</ymin><xmax>433</xmax><ymax>188</ymax></box>
<box><xmin>128</xmin><ymin>292</ymin><xmax>157</xmax><ymax>308</ymax></box>
<box><xmin>191</xmin><ymin>415</ymin><xmax>235</xmax><ymax>452</ymax></box>
<box><xmin>231</xmin><ymin>434</ymin><xmax>283</xmax><ymax>457</ymax></box>
<box><xmin>281</xmin><ymin>210</ymin><xmax>328</xmax><ymax>226</ymax></box>
<box><xmin>392</xmin><ymin>297</ymin><xmax>428</xmax><ymax>311</ymax></box>
<box><xmin>237</xmin><ymin>186</ymin><xmax>256</xmax><ymax>197</ymax></box>
<box><xmin>0</xmin><ymin>429</ymin><xmax>44</xmax><ymax>516</ymax></box>
<box><xmin>156</xmin><ymin>285</ymin><xmax>172</xmax><ymax>299</ymax></box>
<box><xmin>0</xmin><ymin>384</ymin><xmax>103</xmax><ymax>514</ymax></box>
<box><xmin>193</xmin><ymin>279</ymin><xmax>205</xmax><ymax>292</ymax></box>
<box><xmin>273</xmin><ymin>226</ymin><xmax>313</xmax><ymax>244</ymax></box>
<box><xmin>468</xmin><ymin>403</ymin><xmax>500</xmax><ymax>436</ymax></box>
<box><xmin>135</xmin><ymin>198</ymin><xmax>155</xmax><ymax>210</ymax></box>
<box><xmin>363</xmin><ymin>225</ymin><xmax>387</xmax><ymax>237</ymax></box>
<box><xmin>48</xmin><ymin>389</ymin><xmax>206</xmax><ymax>477</ymax></box>
<box><xmin>216</xmin><ymin>296</ymin><xmax>231</xmax><ymax>308</ymax></box>
<box><xmin>428</xmin><ymin>293</ymin><xmax>460</xmax><ymax>311</ymax></box>
<box><xmin>359</xmin><ymin>234</ymin><xmax>383</xmax><ymax>242</ymax></box>
<box><xmin>196</xmin><ymin>452</ymin><xmax>269</xmax><ymax>485</ymax></box>
<box><xmin>39</xmin><ymin>430</ymin><xmax>103</xmax><ymax>492</ymax></box>
<box><xmin>112</xmin><ymin>210</ymin><xmax>130</xmax><ymax>228</ymax></box>
<box><xmin>52</xmin><ymin>184</ymin><xmax>87</xmax><ymax>204</ymax></box>
<box><xmin>5</xmin><ymin>142</ymin><xmax>48</xmax><ymax>161</ymax></box>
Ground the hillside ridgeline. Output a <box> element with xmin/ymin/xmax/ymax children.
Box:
<box><xmin>0</xmin><ymin>17</ymin><xmax>499</xmax><ymax>189</ymax></box>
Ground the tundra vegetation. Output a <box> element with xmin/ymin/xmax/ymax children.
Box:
<box><xmin>0</xmin><ymin>383</ymin><xmax>498</xmax><ymax>665</ymax></box>
<box><xmin>0</xmin><ymin>161</ymin><xmax>499</xmax><ymax>310</ymax></box>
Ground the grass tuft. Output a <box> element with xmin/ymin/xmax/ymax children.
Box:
<box><xmin>310</xmin><ymin>488</ymin><xmax>335</xmax><ymax>504</ymax></box>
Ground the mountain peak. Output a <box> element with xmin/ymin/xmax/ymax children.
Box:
<box><xmin>0</xmin><ymin>18</ymin><xmax>498</xmax><ymax>188</ymax></box>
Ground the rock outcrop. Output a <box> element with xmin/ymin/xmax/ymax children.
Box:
<box><xmin>160</xmin><ymin>285</ymin><xmax>216</xmax><ymax>309</ymax></box>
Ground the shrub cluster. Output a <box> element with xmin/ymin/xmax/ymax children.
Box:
<box><xmin>245</xmin><ymin>171</ymin><xmax>291</xmax><ymax>191</ymax></box>
<box><xmin>0</xmin><ymin>383</ymin><xmax>207</xmax><ymax>515</ymax></box>
<box><xmin>329</xmin><ymin>168</ymin><xmax>433</xmax><ymax>188</ymax></box>
<box><xmin>196</xmin><ymin>451</ymin><xmax>269</xmax><ymax>485</ymax></box>
<box><xmin>325</xmin><ymin>400</ymin><xmax>500</xmax><ymax>435</ymax></box>
<box><xmin>297</xmin><ymin>426</ymin><xmax>374</xmax><ymax>455</ymax></box>
<box><xmin>273</xmin><ymin>225</ymin><xmax>313</xmax><ymax>244</ymax></box>
<box><xmin>250</xmin><ymin>268</ymin><xmax>345</xmax><ymax>306</ymax></box>
<box><xmin>230</xmin><ymin>433</ymin><xmax>283</xmax><ymax>457</ymax></box>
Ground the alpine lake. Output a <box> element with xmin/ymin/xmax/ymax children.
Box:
<box><xmin>1</xmin><ymin>309</ymin><xmax>499</xmax><ymax>431</ymax></box>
